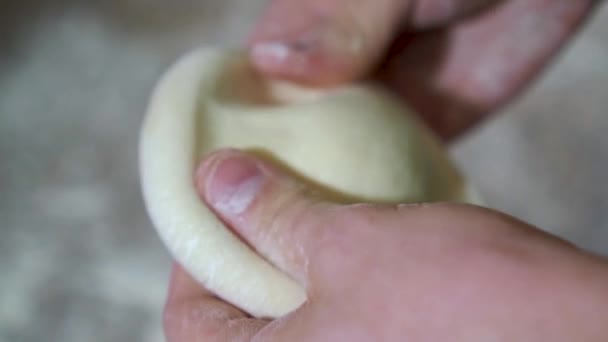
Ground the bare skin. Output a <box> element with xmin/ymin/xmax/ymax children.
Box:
<box><xmin>162</xmin><ymin>1</ymin><xmax>607</xmax><ymax>340</ymax></box>
<box><xmin>163</xmin><ymin>150</ymin><xmax>608</xmax><ymax>341</ymax></box>
<box><xmin>248</xmin><ymin>0</ymin><xmax>599</xmax><ymax>140</ymax></box>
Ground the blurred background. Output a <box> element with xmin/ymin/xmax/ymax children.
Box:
<box><xmin>0</xmin><ymin>1</ymin><xmax>606</xmax><ymax>341</ymax></box>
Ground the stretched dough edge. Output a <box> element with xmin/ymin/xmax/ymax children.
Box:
<box><xmin>139</xmin><ymin>48</ymin><xmax>306</xmax><ymax>319</ymax></box>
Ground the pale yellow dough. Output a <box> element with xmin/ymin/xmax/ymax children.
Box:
<box><xmin>139</xmin><ymin>47</ymin><xmax>481</xmax><ymax>319</ymax></box>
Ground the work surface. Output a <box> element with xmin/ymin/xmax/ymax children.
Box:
<box><xmin>1</xmin><ymin>1</ymin><xmax>607</xmax><ymax>341</ymax></box>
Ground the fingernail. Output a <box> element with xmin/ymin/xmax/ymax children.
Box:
<box><xmin>250</xmin><ymin>20</ymin><xmax>365</xmax><ymax>75</ymax></box>
<box><xmin>251</xmin><ymin>42</ymin><xmax>292</xmax><ymax>67</ymax></box>
<box><xmin>250</xmin><ymin>41</ymin><xmax>309</xmax><ymax>75</ymax></box>
<box><xmin>203</xmin><ymin>154</ymin><xmax>265</xmax><ymax>216</ymax></box>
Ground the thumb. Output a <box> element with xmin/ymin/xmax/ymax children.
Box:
<box><xmin>248</xmin><ymin>0</ymin><xmax>409</xmax><ymax>86</ymax></box>
<box><xmin>195</xmin><ymin>149</ymin><xmax>337</xmax><ymax>287</ymax></box>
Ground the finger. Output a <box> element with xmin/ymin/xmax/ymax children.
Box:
<box><xmin>163</xmin><ymin>262</ymin><xmax>269</xmax><ymax>342</ymax></box>
<box><xmin>194</xmin><ymin>149</ymin><xmax>337</xmax><ymax>288</ymax></box>
<box><xmin>381</xmin><ymin>0</ymin><xmax>599</xmax><ymax>140</ymax></box>
<box><xmin>409</xmin><ymin>0</ymin><xmax>503</xmax><ymax>28</ymax></box>
<box><xmin>247</xmin><ymin>0</ymin><xmax>409</xmax><ymax>86</ymax></box>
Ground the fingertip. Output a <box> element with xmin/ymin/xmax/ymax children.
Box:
<box><xmin>246</xmin><ymin>1</ymin><xmax>374</xmax><ymax>86</ymax></box>
<box><xmin>248</xmin><ymin>39</ymin><xmax>363</xmax><ymax>87</ymax></box>
<box><xmin>195</xmin><ymin>149</ymin><xmax>268</xmax><ymax>223</ymax></box>
<box><xmin>193</xmin><ymin>148</ymin><xmax>333</xmax><ymax>287</ymax></box>
<box><xmin>195</xmin><ymin>149</ymin><xmax>248</xmax><ymax>201</ymax></box>
<box><xmin>247</xmin><ymin>0</ymin><xmax>409</xmax><ymax>86</ymax></box>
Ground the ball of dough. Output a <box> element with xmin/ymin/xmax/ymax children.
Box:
<box><xmin>139</xmin><ymin>47</ymin><xmax>481</xmax><ymax>318</ymax></box>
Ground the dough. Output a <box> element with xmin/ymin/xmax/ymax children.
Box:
<box><xmin>139</xmin><ymin>47</ymin><xmax>481</xmax><ymax>319</ymax></box>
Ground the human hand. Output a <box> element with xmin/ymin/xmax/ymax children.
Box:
<box><xmin>247</xmin><ymin>0</ymin><xmax>599</xmax><ymax>140</ymax></box>
<box><xmin>163</xmin><ymin>149</ymin><xmax>608</xmax><ymax>341</ymax></box>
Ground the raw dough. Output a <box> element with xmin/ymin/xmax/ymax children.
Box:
<box><xmin>139</xmin><ymin>47</ymin><xmax>481</xmax><ymax>319</ymax></box>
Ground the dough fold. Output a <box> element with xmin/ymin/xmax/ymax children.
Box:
<box><xmin>139</xmin><ymin>47</ymin><xmax>481</xmax><ymax>318</ymax></box>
